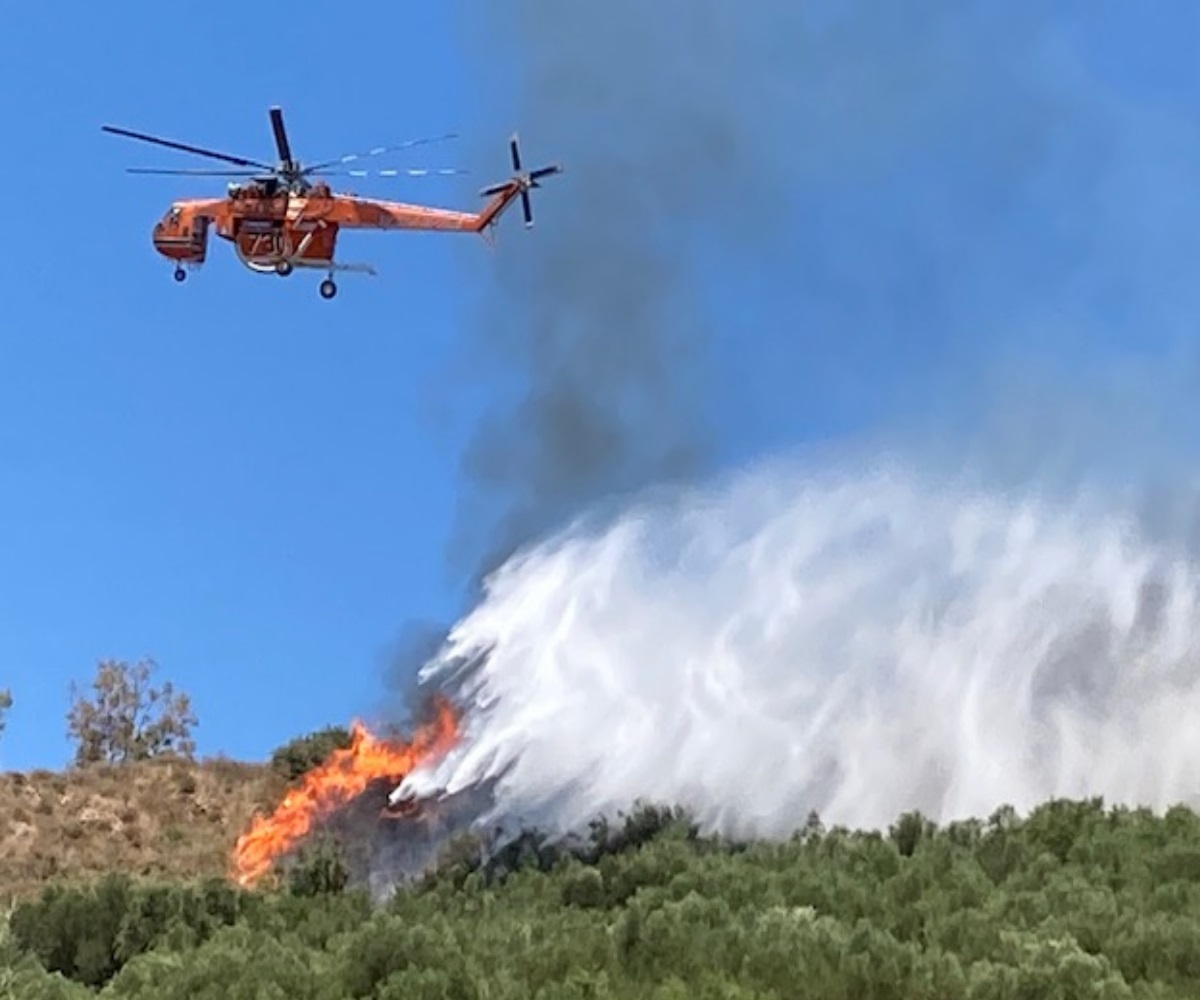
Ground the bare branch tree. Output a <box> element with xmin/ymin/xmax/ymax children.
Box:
<box><xmin>66</xmin><ymin>658</ymin><xmax>197</xmax><ymax>766</ymax></box>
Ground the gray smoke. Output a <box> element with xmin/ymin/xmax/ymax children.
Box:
<box><xmin>442</xmin><ymin>0</ymin><xmax>1111</xmax><ymax>580</ymax></box>
<box><xmin>443</xmin><ymin>2</ymin><xmax>796</xmax><ymax>579</ymax></box>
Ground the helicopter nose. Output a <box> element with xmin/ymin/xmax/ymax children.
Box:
<box><xmin>152</xmin><ymin>225</ymin><xmax>171</xmax><ymax>258</ymax></box>
<box><xmin>152</xmin><ymin>217</ymin><xmax>173</xmax><ymax>247</ymax></box>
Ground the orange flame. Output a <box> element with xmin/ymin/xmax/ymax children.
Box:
<box><xmin>231</xmin><ymin>697</ymin><xmax>460</xmax><ymax>887</ymax></box>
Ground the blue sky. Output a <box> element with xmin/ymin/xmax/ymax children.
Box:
<box><xmin>2</xmin><ymin>3</ymin><xmax>1200</xmax><ymax>771</ymax></box>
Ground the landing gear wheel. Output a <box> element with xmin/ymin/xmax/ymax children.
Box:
<box><xmin>173</xmin><ymin>266</ymin><xmax>186</xmax><ymax>282</ymax></box>
<box><xmin>275</xmin><ymin>260</ymin><xmax>293</xmax><ymax>276</ymax></box>
<box><xmin>319</xmin><ymin>278</ymin><xmax>337</xmax><ymax>299</ymax></box>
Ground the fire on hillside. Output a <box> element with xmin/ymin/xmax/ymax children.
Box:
<box><xmin>230</xmin><ymin>697</ymin><xmax>460</xmax><ymax>888</ymax></box>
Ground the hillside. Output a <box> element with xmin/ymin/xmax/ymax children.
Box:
<box><xmin>6</xmin><ymin>718</ymin><xmax>1200</xmax><ymax>996</ymax></box>
<box><xmin>0</xmin><ymin>755</ymin><xmax>280</xmax><ymax>903</ymax></box>
<box><xmin>6</xmin><ymin>796</ymin><xmax>1200</xmax><ymax>997</ymax></box>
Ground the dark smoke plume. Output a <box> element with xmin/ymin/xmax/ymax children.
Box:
<box><xmin>442</xmin><ymin>0</ymin><xmax>1078</xmax><ymax>581</ymax></box>
<box><xmin>442</xmin><ymin>3</ymin><xmax>805</xmax><ymax>580</ymax></box>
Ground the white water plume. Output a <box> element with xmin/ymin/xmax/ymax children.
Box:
<box><xmin>395</xmin><ymin>455</ymin><xmax>1200</xmax><ymax>839</ymax></box>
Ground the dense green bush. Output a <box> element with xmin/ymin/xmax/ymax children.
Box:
<box><xmin>268</xmin><ymin>726</ymin><xmax>353</xmax><ymax>783</ymax></box>
<box><xmin>6</xmin><ymin>797</ymin><xmax>1200</xmax><ymax>997</ymax></box>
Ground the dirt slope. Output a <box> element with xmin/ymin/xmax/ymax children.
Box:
<box><xmin>0</xmin><ymin>755</ymin><xmax>280</xmax><ymax>903</ymax></box>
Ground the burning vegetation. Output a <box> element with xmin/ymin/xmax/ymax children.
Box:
<box><xmin>229</xmin><ymin>697</ymin><xmax>460</xmax><ymax>887</ymax></box>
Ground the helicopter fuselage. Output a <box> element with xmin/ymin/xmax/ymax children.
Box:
<box><xmin>152</xmin><ymin>184</ymin><xmax>340</xmax><ymax>275</ymax></box>
<box><xmin>152</xmin><ymin>181</ymin><xmax>506</xmax><ymax>275</ymax></box>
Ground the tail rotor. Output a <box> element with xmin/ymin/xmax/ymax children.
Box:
<box><xmin>480</xmin><ymin>133</ymin><xmax>562</xmax><ymax>229</ymax></box>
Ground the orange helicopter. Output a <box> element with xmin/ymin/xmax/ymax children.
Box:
<box><xmin>102</xmin><ymin>106</ymin><xmax>563</xmax><ymax>298</ymax></box>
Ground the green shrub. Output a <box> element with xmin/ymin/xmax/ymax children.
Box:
<box><xmin>269</xmin><ymin>726</ymin><xmax>353</xmax><ymax>782</ymax></box>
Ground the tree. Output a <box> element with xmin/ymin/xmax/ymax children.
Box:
<box><xmin>0</xmin><ymin>688</ymin><xmax>11</xmax><ymax>739</ymax></box>
<box><xmin>66</xmin><ymin>658</ymin><xmax>197</xmax><ymax>767</ymax></box>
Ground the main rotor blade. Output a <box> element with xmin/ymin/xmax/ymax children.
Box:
<box><xmin>312</xmin><ymin>167</ymin><xmax>467</xmax><ymax>178</ymax></box>
<box><xmin>101</xmin><ymin>124</ymin><xmax>273</xmax><ymax>170</ymax></box>
<box><xmin>303</xmin><ymin>133</ymin><xmax>459</xmax><ymax>174</ymax></box>
<box><xmin>126</xmin><ymin>167</ymin><xmax>262</xmax><ymax>176</ymax></box>
<box><xmin>269</xmin><ymin>106</ymin><xmax>293</xmax><ymax>165</ymax></box>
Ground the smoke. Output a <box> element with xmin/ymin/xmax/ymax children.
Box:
<box><xmin>441</xmin><ymin>0</ymin><xmax>1049</xmax><ymax>579</ymax></box>
<box><xmin>330</xmin><ymin>778</ymin><xmax>498</xmax><ymax>903</ymax></box>
<box><xmin>396</xmin><ymin>453</ymin><xmax>1200</xmax><ymax>840</ymax></box>
<box><xmin>439</xmin><ymin>0</ymin><xmax>1200</xmax><ymax>578</ymax></box>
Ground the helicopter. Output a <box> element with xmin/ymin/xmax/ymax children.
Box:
<box><xmin>101</xmin><ymin>106</ymin><xmax>563</xmax><ymax>298</ymax></box>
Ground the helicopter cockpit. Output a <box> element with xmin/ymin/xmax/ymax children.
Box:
<box><xmin>152</xmin><ymin>202</ymin><xmax>209</xmax><ymax>276</ymax></box>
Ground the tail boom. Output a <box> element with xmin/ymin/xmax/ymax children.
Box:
<box><xmin>322</xmin><ymin>132</ymin><xmax>561</xmax><ymax>236</ymax></box>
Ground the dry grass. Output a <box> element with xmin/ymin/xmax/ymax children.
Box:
<box><xmin>0</xmin><ymin>754</ymin><xmax>286</xmax><ymax>903</ymax></box>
